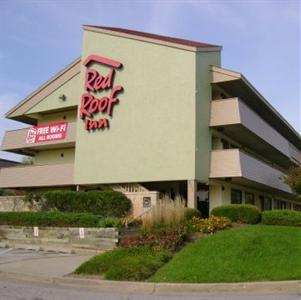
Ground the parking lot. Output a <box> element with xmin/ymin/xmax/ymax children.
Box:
<box><xmin>0</xmin><ymin>248</ymin><xmax>69</xmax><ymax>264</ymax></box>
<box><xmin>0</xmin><ymin>247</ymin><xmax>93</xmax><ymax>277</ymax></box>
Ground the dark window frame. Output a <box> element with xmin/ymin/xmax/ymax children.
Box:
<box><xmin>231</xmin><ymin>189</ymin><xmax>242</xmax><ymax>204</ymax></box>
<box><xmin>245</xmin><ymin>192</ymin><xmax>255</xmax><ymax>205</ymax></box>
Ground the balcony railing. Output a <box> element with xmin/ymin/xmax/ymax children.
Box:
<box><xmin>210</xmin><ymin>149</ymin><xmax>291</xmax><ymax>194</ymax></box>
<box><xmin>210</xmin><ymin>98</ymin><xmax>290</xmax><ymax>155</ymax></box>
<box><xmin>210</xmin><ymin>98</ymin><xmax>300</xmax><ymax>167</ymax></box>
<box><xmin>1</xmin><ymin>122</ymin><xmax>76</xmax><ymax>154</ymax></box>
<box><xmin>0</xmin><ymin>163</ymin><xmax>74</xmax><ymax>188</ymax></box>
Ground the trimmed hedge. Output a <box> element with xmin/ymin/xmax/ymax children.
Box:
<box><xmin>184</xmin><ymin>208</ymin><xmax>201</xmax><ymax>220</ymax></box>
<box><xmin>211</xmin><ymin>204</ymin><xmax>261</xmax><ymax>224</ymax></box>
<box><xmin>0</xmin><ymin>211</ymin><xmax>101</xmax><ymax>227</ymax></box>
<box><xmin>262</xmin><ymin>210</ymin><xmax>301</xmax><ymax>227</ymax></box>
<box><xmin>26</xmin><ymin>190</ymin><xmax>132</xmax><ymax>218</ymax></box>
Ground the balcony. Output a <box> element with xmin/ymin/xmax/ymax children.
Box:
<box><xmin>1</xmin><ymin>122</ymin><xmax>76</xmax><ymax>155</ymax></box>
<box><xmin>0</xmin><ymin>163</ymin><xmax>74</xmax><ymax>188</ymax></box>
<box><xmin>210</xmin><ymin>149</ymin><xmax>292</xmax><ymax>195</ymax></box>
<box><xmin>210</xmin><ymin>98</ymin><xmax>298</xmax><ymax>167</ymax></box>
<box><xmin>211</xmin><ymin>66</ymin><xmax>301</xmax><ymax>152</ymax></box>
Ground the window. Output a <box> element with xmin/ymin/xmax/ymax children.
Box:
<box><xmin>280</xmin><ymin>200</ymin><xmax>287</xmax><ymax>209</ymax></box>
<box><xmin>259</xmin><ymin>195</ymin><xmax>264</xmax><ymax>211</ymax></box>
<box><xmin>259</xmin><ymin>196</ymin><xmax>272</xmax><ymax>211</ymax></box>
<box><xmin>274</xmin><ymin>199</ymin><xmax>286</xmax><ymax>209</ymax></box>
<box><xmin>221</xmin><ymin>139</ymin><xmax>236</xmax><ymax>150</ymax></box>
<box><xmin>231</xmin><ymin>189</ymin><xmax>242</xmax><ymax>204</ymax></box>
<box><xmin>264</xmin><ymin>197</ymin><xmax>272</xmax><ymax>210</ymax></box>
<box><xmin>245</xmin><ymin>192</ymin><xmax>255</xmax><ymax>205</ymax></box>
<box><xmin>274</xmin><ymin>199</ymin><xmax>281</xmax><ymax>209</ymax></box>
<box><xmin>293</xmin><ymin>204</ymin><xmax>301</xmax><ymax>211</ymax></box>
<box><xmin>222</xmin><ymin>139</ymin><xmax>231</xmax><ymax>149</ymax></box>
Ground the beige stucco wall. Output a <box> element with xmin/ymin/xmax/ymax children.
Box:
<box><xmin>27</xmin><ymin>73</ymin><xmax>81</xmax><ymax>114</ymax></box>
<box><xmin>74</xmin><ymin>30</ymin><xmax>198</xmax><ymax>185</ymax></box>
<box><xmin>0</xmin><ymin>163</ymin><xmax>74</xmax><ymax>188</ymax></box>
<box><xmin>195</xmin><ymin>51</ymin><xmax>221</xmax><ymax>182</ymax></box>
<box><xmin>35</xmin><ymin>148</ymin><xmax>75</xmax><ymax>165</ymax></box>
<box><xmin>37</xmin><ymin>110</ymin><xmax>77</xmax><ymax>125</ymax></box>
<box><xmin>124</xmin><ymin>191</ymin><xmax>160</xmax><ymax>218</ymax></box>
<box><xmin>209</xmin><ymin>179</ymin><xmax>296</xmax><ymax>212</ymax></box>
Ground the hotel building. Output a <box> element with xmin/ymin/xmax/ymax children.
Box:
<box><xmin>1</xmin><ymin>26</ymin><xmax>300</xmax><ymax>216</ymax></box>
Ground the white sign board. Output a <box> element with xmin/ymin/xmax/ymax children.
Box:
<box><xmin>33</xmin><ymin>226</ymin><xmax>39</xmax><ymax>237</ymax></box>
<box><xmin>79</xmin><ymin>227</ymin><xmax>85</xmax><ymax>239</ymax></box>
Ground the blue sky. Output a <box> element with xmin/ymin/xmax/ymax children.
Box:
<box><xmin>0</xmin><ymin>0</ymin><xmax>300</xmax><ymax>161</ymax></box>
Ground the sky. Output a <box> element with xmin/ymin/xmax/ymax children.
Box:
<box><xmin>0</xmin><ymin>0</ymin><xmax>300</xmax><ymax>161</ymax></box>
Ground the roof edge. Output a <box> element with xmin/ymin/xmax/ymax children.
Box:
<box><xmin>83</xmin><ymin>25</ymin><xmax>222</xmax><ymax>53</ymax></box>
<box><xmin>211</xmin><ymin>66</ymin><xmax>242</xmax><ymax>80</ymax></box>
<box><xmin>6</xmin><ymin>57</ymin><xmax>81</xmax><ymax>119</ymax></box>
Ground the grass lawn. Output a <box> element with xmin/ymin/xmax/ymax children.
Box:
<box><xmin>151</xmin><ymin>225</ymin><xmax>301</xmax><ymax>283</ymax></box>
<box><xmin>74</xmin><ymin>246</ymin><xmax>171</xmax><ymax>281</ymax></box>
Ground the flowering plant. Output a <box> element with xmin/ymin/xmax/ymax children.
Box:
<box><xmin>187</xmin><ymin>215</ymin><xmax>231</xmax><ymax>234</ymax></box>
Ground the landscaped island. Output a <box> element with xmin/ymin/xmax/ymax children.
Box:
<box><xmin>75</xmin><ymin>202</ymin><xmax>301</xmax><ymax>283</ymax></box>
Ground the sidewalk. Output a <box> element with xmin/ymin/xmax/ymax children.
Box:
<box><xmin>0</xmin><ymin>248</ymin><xmax>300</xmax><ymax>296</ymax></box>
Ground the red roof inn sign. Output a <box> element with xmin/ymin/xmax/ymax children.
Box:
<box><xmin>80</xmin><ymin>55</ymin><xmax>123</xmax><ymax>131</ymax></box>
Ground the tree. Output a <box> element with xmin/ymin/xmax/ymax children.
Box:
<box><xmin>285</xmin><ymin>166</ymin><xmax>301</xmax><ymax>196</ymax></box>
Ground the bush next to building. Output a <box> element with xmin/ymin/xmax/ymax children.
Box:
<box><xmin>211</xmin><ymin>204</ymin><xmax>261</xmax><ymax>224</ymax></box>
<box><xmin>0</xmin><ymin>211</ymin><xmax>101</xmax><ymax>227</ymax></box>
<box><xmin>0</xmin><ymin>188</ymin><xmax>16</xmax><ymax>196</ymax></box>
<box><xmin>25</xmin><ymin>190</ymin><xmax>132</xmax><ymax>218</ymax></box>
<box><xmin>184</xmin><ymin>208</ymin><xmax>201</xmax><ymax>220</ymax></box>
<box><xmin>262</xmin><ymin>210</ymin><xmax>301</xmax><ymax>227</ymax></box>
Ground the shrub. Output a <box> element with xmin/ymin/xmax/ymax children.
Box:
<box><xmin>24</xmin><ymin>192</ymin><xmax>43</xmax><ymax>210</ymax></box>
<box><xmin>187</xmin><ymin>215</ymin><xmax>231</xmax><ymax>234</ymax></box>
<box><xmin>98</xmin><ymin>217</ymin><xmax>123</xmax><ymax>228</ymax></box>
<box><xmin>119</xmin><ymin>227</ymin><xmax>186</xmax><ymax>251</ymax></box>
<box><xmin>0</xmin><ymin>211</ymin><xmax>101</xmax><ymax>227</ymax></box>
<box><xmin>142</xmin><ymin>195</ymin><xmax>185</xmax><ymax>231</ymax></box>
<box><xmin>262</xmin><ymin>210</ymin><xmax>301</xmax><ymax>227</ymax></box>
<box><xmin>75</xmin><ymin>246</ymin><xmax>172</xmax><ymax>281</ymax></box>
<box><xmin>184</xmin><ymin>208</ymin><xmax>201</xmax><ymax>220</ymax></box>
<box><xmin>211</xmin><ymin>204</ymin><xmax>261</xmax><ymax>224</ymax></box>
<box><xmin>25</xmin><ymin>190</ymin><xmax>132</xmax><ymax>218</ymax></box>
<box><xmin>0</xmin><ymin>189</ymin><xmax>16</xmax><ymax>196</ymax></box>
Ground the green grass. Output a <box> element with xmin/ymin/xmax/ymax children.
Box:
<box><xmin>75</xmin><ymin>246</ymin><xmax>172</xmax><ymax>281</ymax></box>
<box><xmin>151</xmin><ymin>225</ymin><xmax>301</xmax><ymax>283</ymax></box>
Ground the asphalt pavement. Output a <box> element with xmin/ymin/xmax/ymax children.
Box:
<box><xmin>0</xmin><ymin>247</ymin><xmax>93</xmax><ymax>277</ymax></box>
<box><xmin>1</xmin><ymin>279</ymin><xmax>300</xmax><ymax>300</ymax></box>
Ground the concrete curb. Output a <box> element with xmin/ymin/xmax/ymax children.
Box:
<box><xmin>0</xmin><ymin>271</ymin><xmax>300</xmax><ymax>296</ymax></box>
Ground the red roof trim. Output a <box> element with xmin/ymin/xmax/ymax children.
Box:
<box><xmin>84</xmin><ymin>25</ymin><xmax>220</xmax><ymax>49</ymax></box>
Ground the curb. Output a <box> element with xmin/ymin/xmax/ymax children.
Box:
<box><xmin>0</xmin><ymin>271</ymin><xmax>300</xmax><ymax>296</ymax></box>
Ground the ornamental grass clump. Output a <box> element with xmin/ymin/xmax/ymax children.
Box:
<box><xmin>142</xmin><ymin>195</ymin><xmax>186</xmax><ymax>231</ymax></box>
<box><xmin>119</xmin><ymin>195</ymin><xmax>187</xmax><ymax>251</ymax></box>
